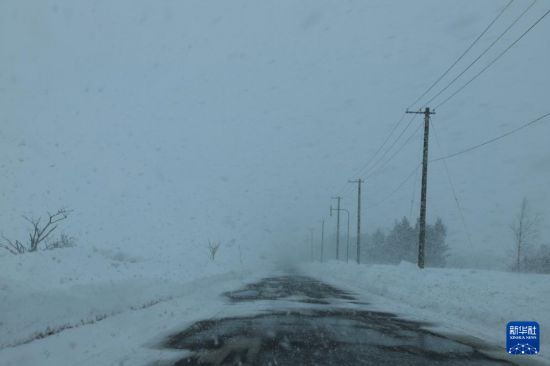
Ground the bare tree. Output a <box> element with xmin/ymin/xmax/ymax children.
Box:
<box><xmin>510</xmin><ymin>198</ymin><xmax>541</xmax><ymax>272</ymax></box>
<box><xmin>1</xmin><ymin>208</ymin><xmax>71</xmax><ymax>254</ymax></box>
<box><xmin>207</xmin><ymin>240</ymin><xmax>221</xmax><ymax>261</ymax></box>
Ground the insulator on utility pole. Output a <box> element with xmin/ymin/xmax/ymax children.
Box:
<box><xmin>406</xmin><ymin>107</ymin><xmax>435</xmax><ymax>269</ymax></box>
<box><xmin>349</xmin><ymin>179</ymin><xmax>363</xmax><ymax>264</ymax></box>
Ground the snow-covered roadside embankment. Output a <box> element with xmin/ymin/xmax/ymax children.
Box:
<box><xmin>301</xmin><ymin>261</ymin><xmax>550</xmax><ymax>362</ymax></box>
<box><xmin>0</xmin><ymin>246</ymin><xmax>255</xmax><ymax>349</ymax></box>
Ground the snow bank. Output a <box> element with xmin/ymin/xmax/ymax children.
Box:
<box><xmin>302</xmin><ymin>261</ymin><xmax>550</xmax><ymax>363</ymax></box>
<box><xmin>0</xmin><ymin>245</ymin><xmax>255</xmax><ymax>349</ymax></box>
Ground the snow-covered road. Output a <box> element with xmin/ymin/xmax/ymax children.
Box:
<box><xmin>160</xmin><ymin>275</ymin><xmax>517</xmax><ymax>365</ymax></box>
<box><xmin>2</xmin><ymin>268</ymin><xmax>544</xmax><ymax>366</ymax></box>
<box><xmin>2</xmin><ymin>251</ymin><xmax>549</xmax><ymax>366</ymax></box>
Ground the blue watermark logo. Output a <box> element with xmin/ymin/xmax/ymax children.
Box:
<box><xmin>507</xmin><ymin>321</ymin><xmax>539</xmax><ymax>355</ymax></box>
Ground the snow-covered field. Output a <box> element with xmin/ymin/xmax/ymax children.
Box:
<box><xmin>0</xmin><ymin>245</ymin><xmax>269</xmax><ymax>355</ymax></box>
<box><xmin>302</xmin><ymin>261</ymin><xmax>550</xmax><ymax>364</ymax></box>
<box><xmin>0</xmin><ymin>266</ymin><xmax>268</xmax><ymax>366</ymax></box>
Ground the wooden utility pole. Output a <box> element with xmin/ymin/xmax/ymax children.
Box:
<box><xmin>320</xmin><ymin>219</ymin><xmax>325</xmax><ymax>263</ymax></box>
<box><xmin>309</xmin><ymin>228</ymin><xmax>314</xmax><ymax>261</ymax></box>
<box><xmin>330</xmin><ymin>196</ymin><xmax>342</xmax><ymax>260</ymax></box>
<box><xmin>349</xmin><ymin>179</ymin><xmax>363</xmax><ymax>264</ymax></box>
<box><xmin>406</xmin><ymin>107</ymin><xmax>435</xmax><ymax>269</ymax></box>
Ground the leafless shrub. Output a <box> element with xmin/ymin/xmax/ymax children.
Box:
<box><xmin>45</xmin><ymin>232</ymin><xmax>77</xmax><ymax>250</ymax></box>
<box><xmin>0</xmin><ymin>208</ymin><xmax>72</xmax><ymax>254</ymax></box>
<box><xmin>207</xmin><ymin>240</ymin><xmax>221</xmax><ymax>261</ymax></box>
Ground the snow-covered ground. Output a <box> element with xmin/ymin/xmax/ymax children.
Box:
<box><xmin>0</xmin><ymin>268</ymin><xmax>268</xmax><ymax>366</ymax></box>
<box><xmin>0</xmin><ymin>245</ymin><xmax>270</xmax><ymax>355</ymax></box>
<box><xmin>301</xmin><ymin>261</ymin><xmax>550</xmax><ymax>365</ymax></box>
<box><xmin>1</xmin><ymin>251</ymin><xmax>549</xmax><ymax>365</ymax></box>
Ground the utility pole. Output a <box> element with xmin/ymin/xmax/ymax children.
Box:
<box><xmin>331</xmin><ymin>206</ymin><xmax>350</xmax><ymax>262</ymax></box>
<box><xmin>309</xmin><ymin>228</ymin><xmax>314</xmax><ymax>261</ymax></box>
<box><xmin>341</xmin><ymin>209</ymin><xmax>350</xmax><ymax>263</ymax></box>
<box><xmin>349</xmin><ymin>179</ymin><xmax>363</xmax><ymax>264</ymax></box>
<box><xmin>320</xmin><ymin>219</ymin><xmax>325</xmax><ymax>263</ymax></box>
<box><xmin>406</xmin><ymin>107</ymin><xmax>435</xmax><ymax>269</ymax></box>
<box><xmin>330</xmin><ymin>196</ymin><xmax>342</xmax><ymax>260</ymax></box>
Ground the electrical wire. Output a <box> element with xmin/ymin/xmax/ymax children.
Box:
<box><xmin>367</xmin><ymin>121</ymin><xmax>422</xmax><ymax>179</ymax></box>
<box><xmin>431</xmin><ymin>111</ymin><xmax>550</xmax><ymax>162</ymax></box>
<box><xmin>334</xmin><ymin>112</ymin><xmax>408</xmax><ymax>197</ymax></box>
<box><xmin>333</xmin><ymin>1</ymin><xmax>516</xmax><ymax>194</ymax></box>
<box><xmin>425</xmin><ymin>0</ymin><xmax>537</xmax><ymax>107</ymax></box>
<box><xmin>333</xmin><ymin>113</ymin><xmax>412</xmax><ymax>197</ymax></box>
<box><xmin>331</xmin><ymin>4</ymin><xmax>548</xmax><ymax>209</ymax></box>
<box><xmin>362</xmin><ymin>114</ymin><xmax>418</xmax><ymax>178</ymax></box>
<box><xmin>336</xmin><ymin>1</ymin><xmax>519</xmax><ymax>195</ymax></box>
<box><xmin>408</xmin><ymin>0</ymin><xmax>514</xmax><ymax>110</ymax></box>
<box><xmin>431</xmin><ymin>121</ymin><xmax>475</xmax><ymax>249</ymax></box>
<box><xmin>435</xmin><ymin>9</ymin><xmax>550</xmax><ymax>109</ymax></box>
<box><xmin>371</xmin><ymin>162</ymin><xmax>422</xmax><ymax>208</ymax></box>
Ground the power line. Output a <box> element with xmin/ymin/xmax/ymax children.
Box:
<box><xmin>337</xmin><ymin>113</ymin><xmax>406</xmax><ymax>195</ymax></box>
<box><xmin>334</xmin><ymin>0</ymin><xmax>515</xmax><ymax>193</ymax></box>
<box><xmin>334</xmin><ymin>114</ymin><xmax>414</xmax><ymax>197</ymax></box>
<box><xmin>426</xmin><ymin>0</ymin><xmax>537</xmax><ymax>107</ymax></box>
<box><xmin>431</xmin><ymin>121</ymin><xmax>474</xmax><ymax>249</ymax></box>
<box><xmin>371</xmin><ymin>163</ymin><xmax>421</xmax><ymax>208</ymax></box>
<box><xmin>408</xmin><ymin>0</ymin><xmax>514</xmax><ymax>110</ymax></box>
<box><xmin>435</xmin><ymin>9</ymin><xmax>550</xmax><ymax>109</ymax></box>
<box><xmin>362</xmin><ymin>113</ymin><xmax>417</xmax><ymax>178</ymax></box>
<box><xmin>431</xmin><ymin>111</ymin><xmax>550</xmax><ymax>162</ymax></box>
<box><xmin>346</xmin><ymin>1</ymin><xmax>522</xmax><ymax>188</ymax></box>
<box><xmin>339</xmin><ymin>113</ymin><xmax>407</xmax><ymax>192</ymax></box>
<box><xmin>367</xmin><ymin>121</ymin><xmax>422</xmax><ymax>179</ymax></box>
<box><xmin>332</xmin><ymin>4</ymin><xmax>548</xmax><ymax>202</ymax></box>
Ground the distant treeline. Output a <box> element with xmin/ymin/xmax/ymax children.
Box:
<box><xmin>358</xmin><ymin>217</ymin><xmax>449</xmax><ymax>267</ymax></box>
<box><xmin>328</xmin><ymin>217</ymin><xmax>449</xmax><ymax>267</ymax></box>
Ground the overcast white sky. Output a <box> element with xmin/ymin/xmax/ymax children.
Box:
<box><xmin>1</xmin><ymin>0</ymin><xmax>549</xmax><ymax>268</ymax></box>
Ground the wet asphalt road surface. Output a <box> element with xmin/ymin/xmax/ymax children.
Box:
<box><xmin>153</xmin><ymin>276</ymin><xmax>512</xmax><ymax>365</ymax></box>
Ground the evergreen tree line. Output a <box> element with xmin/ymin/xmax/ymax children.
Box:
<box><xmin>358</xmin><ymin>217</ymin><xmax>449</xmax><ymax>267</ymax></box>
